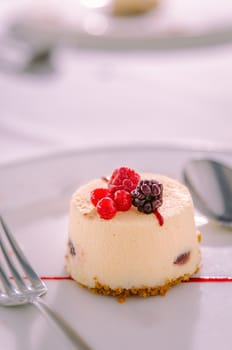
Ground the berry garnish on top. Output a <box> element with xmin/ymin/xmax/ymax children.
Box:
<box><xmin>108</xmin><ymin>167</ymin><xmax>140</xmax><ymax>194</ymax></box>
<box><xmin>90</xmin><ymin>167</ymin><xmax>163</xmax><ymax>222</ymax></box>
<box><xmin>131</xmin><ymin>179</ymin><xmax>163</xmax><ymax>214</ymax></box>
<box><xmin>114</xmin><ymin>190</ymin><xmax>132</xmax><ymax>211</ymax></box>
<box><xmin>90</xmin><ymin>188</ymin><xmax>112</xmax><ymax>206</ymax></box>
<box><xmin>97</xmin><ymin>197</ymin><xmax>117</xmax><ymax>220</ymax></box>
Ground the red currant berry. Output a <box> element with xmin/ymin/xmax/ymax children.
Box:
<box><xmin>97</xmin><ymin>197</ymin><xmax>117</xmax><ymax>219</ymax></box>
<box><xmin>114</xmin><ymin>190</ymin><xmax>132</xmax><ymax>211</ymax></box>
<box><xmin>108</xmin><ymin>167</ymin><xmax>140</xmax><ymax>194</ymax></box>
<box><xmin>90</xmin><ymin>188</ymin><xmax>112</xmax><ymax>206</ymax></box>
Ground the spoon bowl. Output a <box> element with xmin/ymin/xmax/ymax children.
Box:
<box><xmin>183</xmin><ymin>159</ymin><xmax>232</xmax><ymax>228</ymax></box>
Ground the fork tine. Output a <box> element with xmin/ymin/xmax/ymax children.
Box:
<box><xmin>0</xmin><ymin>232</ymin><xmax>28</xmax><ymax>291</ymax></box>
<box><xmin>0</xmin><ymin>260</ymin><xmax>15</xmax><ymax>295</ymax></box>
<box><xmin>0</xmin><ymin>216</ymin><xmax>46</xmax><ymax>291</ymax></box>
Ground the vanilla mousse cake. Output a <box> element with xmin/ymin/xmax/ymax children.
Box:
<box><xmin>66</xmin><ymin>167</ymin><xmax>201</xmax><ymax>301</ymax></box>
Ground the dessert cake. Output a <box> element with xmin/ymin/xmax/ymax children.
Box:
<box><xmin>111</xmin><ymin>0</ymin><xmax>159</xmax><ymax>16</ymax></box>
<box><xmin>66</xmin><ymin>167</ymin><xmax>201</xmax><ymax>301</ymax></box>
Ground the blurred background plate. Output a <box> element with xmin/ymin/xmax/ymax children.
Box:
<box><xmin>2</xmin><ymin>0</ymin><xmax>232</xmax><ymax>50</ymax></box>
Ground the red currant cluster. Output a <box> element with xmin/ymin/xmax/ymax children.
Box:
<box><xmin>90</xmin><ymin>167</ymin><xmax>140</xmax><ymax>220</ymax></box>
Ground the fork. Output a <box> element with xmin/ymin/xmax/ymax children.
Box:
<box><xmin>0</xmin><ymin>216</ymin><xmax>91</xmax><ymax>350</ymax></box>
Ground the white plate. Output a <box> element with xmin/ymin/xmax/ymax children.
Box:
<box><xmin>7</xmin><ymin>0</ymin><xmax>232</xmax><ymax>49</ymax></box>
<box><xmin>1</xmin><ymin>145</ymin><xmax>232</xmax><ymax>350</ymax></box>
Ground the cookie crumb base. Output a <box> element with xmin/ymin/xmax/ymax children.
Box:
<box><xmin>77</xmin><ymin>267</ymin><xmax>199</xmax><ymax>302</ymax></box>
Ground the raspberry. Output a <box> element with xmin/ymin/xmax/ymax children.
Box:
<box><xmin>108</xmin><ymin>167</ymin><xmax>140</xmax><ymax>194</ymax></box>
<box><xmin>91</xmin><ymin>188</ymin><xmax>112</xmax><ymax>206</ymax></box>
<box><xmin>114</xmin><ymin>190</ymin><xmax>132</xmax><ymax>211</ymax></box>
<box><xmin>97</xmin><ymin>197</ymin><xmax>117</xmax><ymax>219</ymax></box>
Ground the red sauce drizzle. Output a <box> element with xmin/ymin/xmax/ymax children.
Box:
<box><xmin>15</xmin><ymin>276</ymin><xmax>232</xmax><ymax>282</ymax></box>
<box><xmin>41</xmin><ymin>276</ymin><xmax>73</xmax><ymax>280</ymax></box>
<box><xmin>153</xmin><ymin>209</ymin><xmax>164</xmax><ymax>226</ymax></box>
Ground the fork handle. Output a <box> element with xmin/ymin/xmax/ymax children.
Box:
<box><xmin>32</xmin><ymin>297</ymin><xmax>91</xmax><ymax>350</ymax></box>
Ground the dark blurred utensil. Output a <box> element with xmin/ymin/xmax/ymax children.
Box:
<box><xmin>183</xmin><ymin>159</ymin><xmax>232</xmax><ymax>228</ymax></box>
<box><xmin>0</xmin><ymin>35</ymin><xmax>54</xmax><ymax>74</ymax></box>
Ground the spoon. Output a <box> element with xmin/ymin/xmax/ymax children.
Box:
<box><xmin>183</xmin><ymin>159</ymin><xmax>232</xmax><ymax>228</ymax></box>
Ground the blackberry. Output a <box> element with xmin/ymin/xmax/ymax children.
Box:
<box><xmin>131</xmin><ymin>179</ymin><xmax>163</xmax><ymax>214</ymax></box>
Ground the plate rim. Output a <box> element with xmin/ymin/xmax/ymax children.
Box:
<box><xmin>1</xmin><ymin>142</ymin><xmax>232</xmax><ymax>170</ymax></box>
